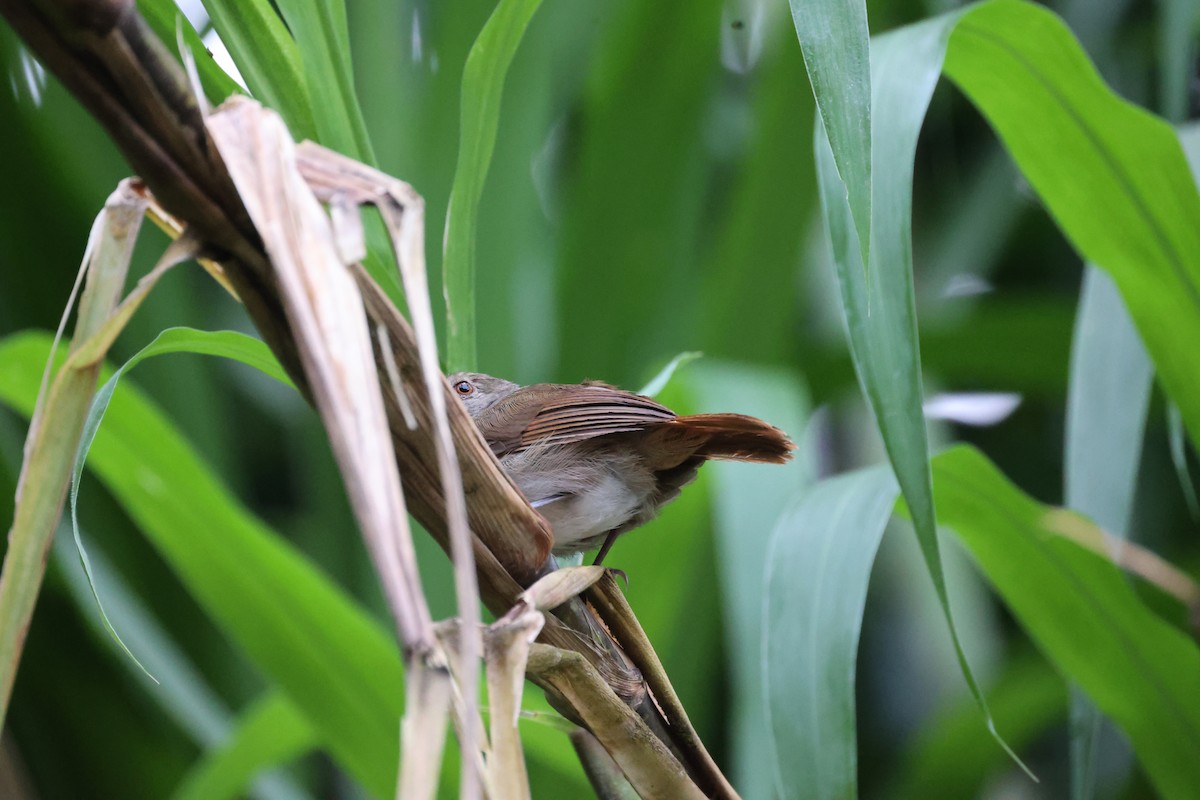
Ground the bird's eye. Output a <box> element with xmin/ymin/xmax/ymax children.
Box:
<box><xmin>454</xmin><ymin>380</ymin><xmax>474</xmax><ymax>396</ymax></box>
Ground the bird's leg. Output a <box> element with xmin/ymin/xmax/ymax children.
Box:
<box><xmin>592</xmin><ymin>530</ymin><xmax>619</xmax><ymax>566</ymax></box>
<box><xmin>590</xmin><ymin>535</ymin><xmax>628</xmax><ymax>586</ymax></box>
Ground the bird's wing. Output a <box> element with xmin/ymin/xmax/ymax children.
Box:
<box><xmin>474</xmin><ymin>384</ymin><xmax>676</xmax><ymax>455</ymax></box>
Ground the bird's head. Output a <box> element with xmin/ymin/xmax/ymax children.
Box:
<box><xmin>447</xmin><ymin>372</ymin><xmax>521</xmax><ymax>416</ymax></box>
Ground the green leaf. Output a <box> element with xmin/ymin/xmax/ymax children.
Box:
<box><xmin>198</xmin><ymin>0</ymin><xmax>318</xmax><ymax>140</ymax></box>
<box><xmin>934</xmin><ymin>446</ymin><xmax>1200</xmax><ymax>800</ymax></box>
<box><xmin>786</xmin><ymin>0</ymin><xmax>871</xmax><ymax>271</ymax></box>
<box><xmin>274</xmin><ymin>0</ymin><xmax>375</xmax><ymax>162</ymax></box>
<box><xmin>763</xmin><ymin>464</ymin><xmax>897</xmax><ymax>799</ymax></box>
<box><xmin>941</xmin><ymin>0</ymin><xmax>1200</xmax><ymax>455</ymax></box>
<box><xmin>898</xmin><ymin>655</ymin><xmax>1068</xmax><ymax>798</ymax></box>
<box><xmin>815</xmin><ymin>0</ymin><xmax>1200</xmax><ymax>775</ymax></box>
<box><xmin>685</xmin><ymin>362</ymin><xmax>811</xmax><ymax>798</ymax></box>
<box><xmin>172</xmin><ymin>691</ymin><xmax>317</xmax><ymax>800</ymax></box>
<box><xmin>1155</xmin><ymin>0</ymin><xmax>1200</xmax><ymax>123</ymax></box>
<box><xmin>50</xmin><ymin>534</ymin><xmax>311</xmax><ymax>800</ymax></box>
<box><xmin>767</xmin><ymin>444</ymin><xmax>1200</xmax><ymax>799</ymax></box>
<box><xmin>110</xmin><ymin>327</ymin><xmax>291</xmax><ymax>387</ymax></box>
<box><xmin>137</xmin><ymin>0</ymin><xmax>242</xmax><ymax>104</ymax></box>
<box><xmin>65</xmin><ymin>329</ymin><xmax>291</xmax><ymax>677</ymax></box>
<box><xmin>1065</xmin><ymin>268</ymin><xmax>1152</xmax><ymax>537</ymax></box>
<box><xmin>1063</xmin><ymin>266</ymin><xmax>1151</xmax><ymax>799</ymax></box>
<box><xmin>443</xmin><ymin>0</ymin><xmax>546</xmax><ymax>371</ymax></box>
<box><xmin>814</xmin><ymin>9</ymin><xmax>1008</xmax><ymax>764</ymax></box>
<box><xmin>637</xmin><ymin>351</ymin><xmax>702</xmax><ymax>398</ymax></box>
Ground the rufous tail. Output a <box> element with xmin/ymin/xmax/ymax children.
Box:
<box><xmin>675</xmin><ymin>413</ymin><xmax>795</xmax><ymax>464</ymax></box>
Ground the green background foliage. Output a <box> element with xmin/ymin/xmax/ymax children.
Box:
<box><xmin>1</xmin><ymin>0</ymin><xmax>1198</xmax><ymax>797</ymax></box>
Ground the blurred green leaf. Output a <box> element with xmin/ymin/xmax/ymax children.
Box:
<box><xmin>898</xmin><ymin>654</ymin><xmax>1068</xmax><ymax>799</ymax></box>
<box><xmin>554</xmin><ymin>0</ymin><xmax>723</xmax><ymax>383</ymax></box>
<box><xmin>687</xmin><ymin>362</ymin><xmax>811</xmax><ymax>799</ymax></box>
<box><xmin>637</xmin><ymin>351</ymin><xmax>702</xmax><ymax>397</ymax></box>
<box><xmin>769</xmin><ymin>443</ymin><xmax>1200</xmax><ymax>799</ymax></box>
<box><xmin>137</xmin><ymin>0</ymin><xmax>242</xmax><ymax>104</ymax></box>
<box><xmin>198</xmin><ymin>0</ymin><xmax>318</xmax><ymax>139</ymax></box>
<box><xmin>443</xmin><ymin>0</ymin><xmax>546</xmax><ymax>371</ymax></box>
<box><xmin>1064</xmin><ymin>267</ymin><xmax>1151</xmax><ymax>538</ymax></box>
<box><xmin>934</xmin><ymin>446</ymin><xmax>1200</xmax><ymax>800</ymax></box>
<box><xmin>695</xmin><ymin>21</ymin><xmax>815</xmax><ymax>366</ymax></box>
<box><xmin>274</xmin><ymin>0</ymin><xmax>374</xmax><ymax>162</ymax></box>
<box><xmin>763</xmin><ymin>463</ymin><xmax>897</xmax><ymax>799</ymax></box>
<box><xmin>172</xmin><ymin>691</ymin><xmax>316</xmax><ymax>800</ymax></box>
<box><xmin>51</xmin><ymin>535</ymin><xmax>311</xmax><ymax>800</ymax></box>
<box><xmin>1155</xmin><ymin>0</ymin><xmax>1199</xmax><ymax>123</ymax></box>
<box><xmin>816</xmin><ymin>0</ymin><xmax>1200</xmax><ymax>778</ymax></box>
<box><xmin>786</xmin><ymin>0</ymin><xmax>871</xmax><ymax>271</ymax></box>
<box><xmin>1063</xmin><ymin>266</ymin><xmax>1151</xmax><ymax>800</ymax></box>
<box><xmin>1167</xmin><ymin>404</ymin><xmax>1200</xmax><ymax>521</ymax></box>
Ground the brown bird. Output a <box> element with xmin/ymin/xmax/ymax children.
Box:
<box><xmin>449</xmin><ymin>372</ymin><xmax>795</xmax><ymax>564</ymax></box>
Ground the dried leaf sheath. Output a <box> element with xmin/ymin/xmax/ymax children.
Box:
<box><xmin>205</xmin><ymin>99</ymin><xmax>468</xmax><ymax>798</ymax></box>
<box><xmin>206</xmin><ymin>98</ymin><xmax>434</xmax><ymax>654</ymax></box>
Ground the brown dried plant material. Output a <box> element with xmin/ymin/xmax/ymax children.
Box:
<box><xmin>203</xmin><ymin>98</ymin><xmax>484</xmax><ymax>799</ymax></box>
<box><xmin>526</xmin><ymin>644</ymin><xmax>706</xmax><ymax>800</ymax></box>
<box><xmin>484</xmin><ymin>610</ymin><xmax>544</xmax><ymax>800</ymax></box>
<box><xmin>291</xmin><ymin>139</ymin><xmax>485</xmax><ymax>798</ymax></box>
<box><xmin>206</xmin><ymin>97</ymin><xmax>435</xmax><ymax>655</ymax></box>
<box><xmin>520</xmin><ymin>566</ymin><xmax>609</xmax><ymax>612</ymax></box>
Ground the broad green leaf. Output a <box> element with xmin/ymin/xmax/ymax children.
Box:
<box><xmin>274</xmin><ymin>0</ymin><xmax>375</xmax><ymax>163</ymax></box>
<box><xmin>172</xmin><ymin>691</ymin><xmax>317</xmax><ymax>800</ymax></box>
<box><xmin>786</xmin><ymin>0</ymin><xmax>871</xmax><ymax>271</ymax></box>
<box><xmin>763</xmin><ymin>464</ymin><xmax>897</xmax><ymax>799</ymax></box>
<box><xmin>138</xmin><ymin>0</ymin><xmax>241</xmax><ymax>103</ymax></box>
<box><xmin>814</xmin><ymin>10</ymin><xmax>1006</xmax><ymax>761</ymax></box>
<box><xmin>768</xmin><ymin>444</ymin><xmax>1200</xmax><ymax>799</ymax></box>
<box><xmin>198</xmin><ymin>0</ymin><xmax>318</xmax><ymax>140</ymax></box>
<box><xmin>687</xmin><ymin>362</ymin><xmax>811</xmax><ymax>799</ymax></box>
<box><xmin>1063</xmin><ymin>266</ymin><xmax>1151</xmax><ymax>799</ymax></box>
<box><xmin>934</xmin><ymin>446</ymin><xmax>1200</xmax><ymax>800</ymax></box>
<box><xmin>941</xmin><ymin>0</ymin><xmax>1200</xmax><ymax>454</ymax></box>
<box><xmin>443</xmin><ymin>0</ymin><xmax>546</xmax><ymax>371</ymax></box>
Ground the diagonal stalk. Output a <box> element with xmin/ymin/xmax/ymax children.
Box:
<box><xmin>0</xmin><ymin>183</ymin><xmax>146</xmax><ymax>726</ymax></box>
